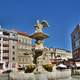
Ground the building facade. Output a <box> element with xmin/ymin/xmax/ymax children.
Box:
<box><xmin>16</xmin><ymin>32</ymin><xmax>32</xmax><ymax>66</ymax></box>
<box><xmin>0</xmin><ymin>27</ymin><xmax>33</xmax><ymax>69</ymax></box>
<box><xmin>71</xmin><ymin>24</ymin><xmax>80</xmax><ymax>59</ymax></box>
<box><xmin>49</xmin><ymin>48</ymin><xmax>72</xmax><ymax>64</ymax></box>
<box><xmin>55</xmin><ymin>48</ymin><xmax>72</xmax><ymax>60</ymax></box>
<box><xmin>0</xmin><ymin>28</ymin><xmax>18</xmax><ymax>69</ymax></box>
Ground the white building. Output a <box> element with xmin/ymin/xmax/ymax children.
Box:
<box><xmin>0</xmin><ymin>27</ymin><xmax>18</xmax><ymax>69</ymax></box>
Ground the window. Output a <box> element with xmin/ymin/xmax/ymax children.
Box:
<box><xmin>12</xmin><ymin>57</ymin><xmax>15</xmax><ymax>60</ymax></box>
<box><xmin>5</xmin><ymin>62</ymin><xmax>8</xmax><ymax>68</ymax></box>
<box><xmin>3</xmin><ymin>56</ymin><xmax>9</xmax><ymax>59</ymax></box>
<box><xmin>12</xmin><ymin>63</ymin><xmax>16</xmax><ymax>68</ymax></box>
<box><xmin>13</xmin><ymin>33</ymin><xmax>16</xmax><ymax>36</ymax></box>
<box><xmin>13</xmin><ymin>52</ymin><xmax>15</xmax><ymax>55</ymax></box>
<box><xmin>25</xmin><ymin>39</ymin><xmax>27</xmax><ymax>44</ymax></box>
<box><xmin>75</xmin><ymin>40</ymin><xmax>80</xmax><ymax>48</ymax></box>
<box><xmin>12</xmin><ymin>46</ymin><xmax>15</xmax><ymax>49</ymax></box>
<box><xmin>3</xmin><ymin>32</ymin><xmax>10</xmax><ymax>36</ymax></box>
<box><xmin>3</xmin><ymin>44</ymin><xmax>9</xmax><ymax>47</ymax></box>
<box><xmin>19</xmin><ymin>58</ymin><xmax>21</xmax><ymax>62</ymax></box>
<box><xmin>3</xmin><ymin>50</ymin><xmax>9</xmax><ymax>53</ymax></box>
<box><xmin>78</xmin><ymin>32</ymin><xmax>80</xmax><ymax>38</ymax></box>
<box><xmin>21</xmin><ymin>38</ymin><xmax>23</xmax><ymax>43</ymax></box>
<box><xmin>22</xmin><ymin>58</ymin><xmax>24</xmax><ymax>62</ymax></box>
<box><xmin>3</xmin><ymin>38</ymin><xmax>9</xmax><ymax>41</ymax></box>
<box><xmin>75</xmin><ymin>32</ymin><xmax>79</xmax><ymax>40</ymax></box>
<box><xmin>0</xmin><ymin>63</ymin><xmax>3</xmax><ymax>69</ymax></box>
<box><xmin>24</xmin><ymin>39</ymin><xmax>26</xmax><ymax>43</ymax></box>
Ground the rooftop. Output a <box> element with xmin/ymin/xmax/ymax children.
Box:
<box><xmin>50</xmin><ymin>48</ymin><xmax>71</xmax><ymax>53</ymax></box>
<box><xmin>17</xmin><ymin>31</ymin><xmax>29</xmax><ymax>37</ymax></box>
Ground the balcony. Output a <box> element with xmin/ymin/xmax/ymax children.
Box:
<box><xmin>0</xmin><ymin>47</ymin><xmax>9</xmax><ymax>50</ymax></box>
<box><xmin>3</xmin><ymin>59</ymin><xmax>9</xmax><ymax>62</ymax></box>
<box><xmin>3</xmin><ymin>47</ymin><xmax>9</xmax><ymax>50</ymax></box>
<box><xmin>3</xmin><ymin>50</ymin><xmax>9</xmax><ymax>53</ymax></box>
<box><xmin>3</xmin><ymin>44</ymin><xmax>9</xmax><ymax>47</ymax></box>
<box><xmin>0</xmin><ymin>41</ymin><xmax>9</xmax><ymax>44</ymax></box>
<box><xmin>3</xmin><ymin>56</ymin><xmax>9</xmax><ymax>59</ymax></box>
<box><xmin>3</xmin><ymin>53</ymin><xmax>9</xmax><ymax>57</ymax></box>
<box><xmin>3</xmin><ymin>41</ymin><xmax>9</xmax><ymax>44</ymax></box>
<box><xmin>0</xmin><ymin>35</ymin><xmax>9</xmax><ymax>38</ymax></box>
<box><xmin>10</xmin><ymin>36</ymin><xmax>18</xmax><ymax>40</ymax></box>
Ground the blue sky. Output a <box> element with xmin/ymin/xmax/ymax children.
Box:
<box><xmin>0</xmin><ymin>0</ymin><xmax>80</xmax><ymax>51</ymax></box>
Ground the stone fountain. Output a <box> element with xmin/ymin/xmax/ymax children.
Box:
<box><xmin>30</xmin><ymin>20</ymin><xmax>52</xmax><ymax>73</ymax></box>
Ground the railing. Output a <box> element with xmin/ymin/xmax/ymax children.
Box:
<box><xmin>0</xmin><ymin>35</ymin><xmax>9</xmax><ymax>38</ymax></box>
<box><xmin>0</xmin><ymin>41</ymin><xmax>9</xmax><ymax>44</ymax></box>
<box><xmin>3</xmin><ymin>47</ymin><xmax>9</xmax><ymax>50</ymax></box>
<box><xmin>3</xmin><ymin>53</ymin><xmax>9</xmax><ymax>57</ymax></box>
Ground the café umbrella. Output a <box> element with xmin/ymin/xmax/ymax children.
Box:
<box><xmin>57</xmin><ymin>64</ymin><xmax>67</xmax><ymax>68</ymax></box>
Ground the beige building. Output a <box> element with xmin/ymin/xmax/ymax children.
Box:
<box><xmin>45</xmin><ymin>48</ymin><xmax>72</xmax><ymax>64</ymax></box>
<box><xmin>16</xmin><ymin>32</ymin><xmax>32</xmax><ymax>66</ymax></box>
<box><xmin>55</xmin><ymin>48</ymin><xmax>72</xmax><ymax>60</ymax></box>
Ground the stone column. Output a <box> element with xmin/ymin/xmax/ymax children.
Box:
<box><xmin>1</xmin><ymin>37</ymin><xmax>3</xmax><ymax>62</ymax></box>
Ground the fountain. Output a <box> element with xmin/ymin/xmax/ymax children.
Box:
<box><xmin>30</xmin><ymin>20</ymin><xmax>52</xmax><ymax>73</ymax></box>
<box><xmin>9</xmin><ymin>20</ymin><xmax>72</xmax><ymax>80</ymax></box>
